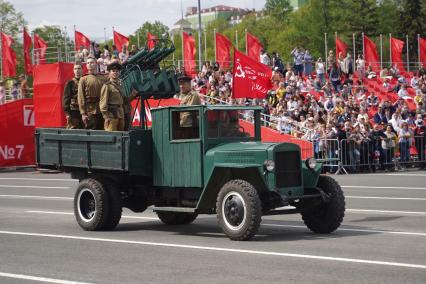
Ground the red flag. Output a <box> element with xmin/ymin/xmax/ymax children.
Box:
<box><xmin>215</xmin><ymin>32</ymin><xmax>233</xmax><ymax>69</ymax></box>
<box><xmin>335</xmin><ymin>37</ymin><xmax>348</xmax><ymax>59</ymax></box>
<box><xmin>23</xmin><ymin>28</ymin><xmax>32</xmax><ymax>75</ymax></box>
<box><xmin>1</xmin><ymin>32</ymin><xmax>17</xmax><ymax>77</ymax></box>
<box><xmin>75</xmin><ymin>30</ymin><xmax>90</xmax><ymax>51</ymax></box>
<box><xmin>246</xmin><ymin>32</ymin><xmax>263</xmax><ymax>62</ymax></box>
<box><xmin>34</xmin><ymin>34</ymin><xmax>48</xmax><ymax>64</ymax></box>
<box><xmin>363</xmin><ymin>35</ymin><xmax>380</xmax><ymax>71</ymax></box>
<box><xmin>113</xmin><ymin>30</ymin><xmax>129</xmax><ymax>52</ymax></box>
<box><xmin>390</xmin><ymin>37</ymin><xmax>406</xmax><ymax>71</ymax></box>
<box><xmin>147</xmin><ymin>32</ymin><xmax>157</xmax><ymax>50</ymax></box>
<box><xmin>182</xmin><ymin>32</ymin><xmax>196</xmax><ymax>76</ymax></box>
<box><xmin>419</xmin><ymin>37</ymin><xmax>426</xmax><ymax>64</ymax></box>
<box><xmin>232</xmin><ymin>49</ymin><xmax>272</xmax><ymax>99</ymax></box>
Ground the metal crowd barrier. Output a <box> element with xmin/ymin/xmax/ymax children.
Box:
<box><xmin>316</xmin><ymin>136</ymin><xmax>426</xmax><ymax>174</ymax></box>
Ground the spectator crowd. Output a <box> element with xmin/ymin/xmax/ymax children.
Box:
<box><xmin>189</xmin><ymin>47</ymin><xmax>426</xmax><ymax>172</ymax></box>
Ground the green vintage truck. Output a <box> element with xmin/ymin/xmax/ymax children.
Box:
<box><xmin>36</xmin><ymin>104</ymin><xmax>345</xmax><ymax>240</ymax></box>
<box><xmin>35</xmin><ymin>38</ymin><xmax>344</xmax><ymax>240</ymax></box>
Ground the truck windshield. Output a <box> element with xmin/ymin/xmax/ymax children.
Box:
<box><xmin>206</xmin><ymin>110</ymin><xmax>254</xmax><ymax>139</ymax></box>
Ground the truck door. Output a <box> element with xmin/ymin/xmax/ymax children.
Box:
<box><xmin>152</xmin><ymin>108</ymin><xmax>203</xmax><ymax>188</ymax></box>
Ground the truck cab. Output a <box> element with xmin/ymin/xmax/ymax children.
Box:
<box><xmin>36</xmin><ymin>105</ymin><xmax>345</xmax><ymax>241</ymax></box>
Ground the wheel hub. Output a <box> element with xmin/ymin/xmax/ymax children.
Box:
<box><xmin>224</xmin><ymin>194</ymin><xmax>245</xmax><ymax>228</ymax></box>
<box><xmin>78</xmin><ymin>189</ymin><xmax>96</xmax><ymax>222</ymax></box>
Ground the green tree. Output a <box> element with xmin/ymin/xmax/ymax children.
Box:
<box><xmin>398</xmin><ymin>0</ymin><xmax>426</xmax><ymax>60</ymax></box>
<box><xmin>130</xmin><ymin>21</ymin><xmax>169</xmax><ymax>49</ymax></box>
<box><xmin>264</xmin><ymin>0</ymin><xmax>293</xmax><ymax>22</ymax></box>
<box><xmin>33</xmin><ymin>25</ymin><xmax>69</xmax><ymax>63</ymax></box>
<box><xmin>0</xmin><ymin>0</ymin><xmax>26</xmax><ymax>77</ymax></box>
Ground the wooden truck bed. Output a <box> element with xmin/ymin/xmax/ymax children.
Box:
<box><xmin>35</xmin><ymin>128</ymin><xmax>152</xmax><ymax>176</ymax></box>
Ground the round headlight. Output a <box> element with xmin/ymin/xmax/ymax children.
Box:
<box><xmin>306</xmin><ymin>158</ymin><xmax>317</xmax><ymax>169</ymax></box>
<box><xmin>264</xmin><ymin>160</ymin><xmax>275</xmax><ymax>172</ymax></box>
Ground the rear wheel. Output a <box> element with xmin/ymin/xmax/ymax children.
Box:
<box><xmin>74</xmin><ymin>178</ymin><xmax>109</xmax><ymax>231</ymax></box>
<box><xmin>156</xmin><ymin>212</ymin><xmax>198</xmax><ymax>225</ymax></box>
<box><xmin>74</xmin><ymin>178</ymin><xmax>122</xmax><ymax>231</ymax></box>
<box><xmin>301</xmin><ymin>175</ymin><xmax>345</xmax><ymax>233</ymax></box>
<box><xmin>216</xmin><ymin>179</ymin><xmax>262</xmax><ymax>241</ymax></box>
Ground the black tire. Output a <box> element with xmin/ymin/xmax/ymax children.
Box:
<box><xmin>216</xmin><ymin>179</ymin><xmax>262</xmax><ymax>241</ymax></box>
<box><xmin>74</xmin><ymin>178</ymin><xmax>110</xmax><ymax>231</ymax></box>
<box><xmin>301</xmin><ymin>175</ymin><xmax>345</xmax><ymax>234</ymax></box>
<box><xmin>102</xmin><ymin>182</ymin><xmax>122</xmax><ymax>230</ymax></box>
<box><xmin>156</xmin><ymin>211</ymin><xmax>198</xmax><ymax>225</ymax></box>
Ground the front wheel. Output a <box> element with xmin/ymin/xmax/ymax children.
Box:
<box><xmin>216</xmin><ymin>179</ymin><xmax>262</xmax><ymax>241</ymax></box>
<box><xmin>301</xmin><ymin>175</ymin><xmax>345</xmax><ymax>234</ymax></box>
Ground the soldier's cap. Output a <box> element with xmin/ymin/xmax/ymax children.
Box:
<box><xmin>177</xmin><ymin>75</ymin><xmax>192</xmax><ymax>82</ymax></box>
<box><xmin>107</xmin><ymin>62</ymin><xmax>122</xmax><ymax>71</ymax></box>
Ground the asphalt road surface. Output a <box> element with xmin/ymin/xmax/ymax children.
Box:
<box><xmin>0</xmin><ymin>169</ymin><xmax>425</xmax><ymax>283</ymax></box>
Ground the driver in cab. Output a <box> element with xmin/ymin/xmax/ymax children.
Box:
<box><xmin>178</xmin><ymin>75</ymin><xmax>201</xmax><ymax>127</ymax></box>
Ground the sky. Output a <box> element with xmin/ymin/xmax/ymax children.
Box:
<box><xmin>10</xmin><ymin>0</ymin><xmax>266</xmax><ymax>40</ymax></box>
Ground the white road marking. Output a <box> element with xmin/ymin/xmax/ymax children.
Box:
<box><xmin>26</xmin><ymin>210</ymin><xmax>426</xmax><ymax>236</ymax></box>
<box><xmin>0</xmin><ymin>272</ymin><xmax>92</xmax><ymax>284</ymax></box>
<box><xmin>0</xmin><ymin>230</ymin><xmax>425</xmax><ymax>269</ymax></box>
<box><xmin>379</xmin><ymin>173</ymin><xmax>426</xmax><ymax>177</ymax></box>
<box><xmin>263</xmin><ymin>224</ymin><xmax>426</xmax><ymax>237</ymax></box>
<box><xmin>26</xmin><ymin>210</ymin><xmax>158</xmax><ymax>220</ymax></box>
<box><xmin>342</xmin><ymin>186</ymin><xmax>426</xmax><ymax>190</ymax></box>
<box><xmin>347</xmin><ymin>209</ymin><xmax>426</xmax><ymax>215</ymax></box>
<box><xmin>0</xmin><ymin>178</ymin><xmax>74</xmax><ymax>181</ymax></box>
<box><xmin>0</xmin><ymin>185</ymin><xmax>71</xmax><ymax>189</ymax></box>
<box><xmin>347</xmin><ymin>196</ymin><xmax>426</xmax><ymax>201</ymax></box>
<box><xmin>0</xmin><ymin>195</ymin><xmax>72</xmax><ymax>200</ymax></box>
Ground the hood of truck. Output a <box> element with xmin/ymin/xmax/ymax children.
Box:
<box><xmin>205</xmin><ymin>142</ymin><xmax>278</xmax><ymax>168</ymax></box>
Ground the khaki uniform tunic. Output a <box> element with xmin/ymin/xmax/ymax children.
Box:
<box><xmin>78</xmin><ymin>74</ymin><xmax>107</xmax><ymax>115</ymax></box>
<box><xmin>100</xmin><ymin>80</ymin><xmax>125</xmax><ymax>131</ymax></box>
<box><xmin>179</xmin><ymin>90</ymin><xmax>201</xmax><ymax>127</ymax></box>
<box><xmin>63</xmin><ymin>78</ymin><xmax>83</xmax><ymax>129</ymax></box>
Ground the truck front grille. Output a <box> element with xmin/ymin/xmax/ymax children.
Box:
<box><xmin>275</xmin><ymin>151</ymin><xmax>302</xmax><ymax>188</ymax></box>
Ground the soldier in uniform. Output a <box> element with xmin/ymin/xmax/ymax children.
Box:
<box><xmin>63</xmin><ymin>63</ymin><xmax>83</xmax><ymax>129</ymax></box>
<box><xmin>178</xmin><ymin>75</ymin><xmax>201</xmax><ymax>127</ymax></box>
<box><xmin>78</xmin><ymin>56</ymin><xmax>107</xmax><ymax>130</ymax></box>
<box><xmin>99</xmin><ymin>62</ymin><xmax>125</xmax><ymax>131</ymax></box>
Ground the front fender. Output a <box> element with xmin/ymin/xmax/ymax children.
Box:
<box><xmin>302</xmin><ymin>162</ymin><xmax>322</xmax><ymax>188</ymax></box>
<box><xmin>196</xmin><ymin>166</ymin><xmax>268</xmax><ymax>213</ymax></box>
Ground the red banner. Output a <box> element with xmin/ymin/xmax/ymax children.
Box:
<box><xmin>232</xmin><ymin>49</ymin><xmax>272</xmax><ymax>99</ymax></box>
<box><xmin>113</xmin><ymin>30</ymin><xmax>129</xmax><ymax>52</ymax></box>
<box><xmin>147</xmin><ymin>32</ymin><xmax>157</xmax><ymax>50</ymax></box>
<box><xmin>419</xmin><ymin>37</ymin><xmax>426</xmax><ymax>64</ymax></box>
<box><xmin>335</xmin><ymin>37</ymin><xmax>348</xmax><ymax>58</ymax></box>
<box><xmin>215</xmin><ymin>32</ymin><xmax>233</xmax><ymax>69</ymax></box>
<box><xmin>363</xmin><ymin>35</ymin><xmax>380</xmax><ymax>71</ymax></box>
<box><xmin>183</xmin><ymin>32</ymin><xmax>196</xmax><ymax>76</ymax></box>
<box><xmin>23</xmin><ymin>28</ymin><xmax>33</xmax><ymax>75</ymax></box>
<box><xmin>246</xmin><ymin>32</ymin><xmax>263</xmax><ymax>62</ymax></box>
<box><xmin>0</xmin><ymin>99</ymin><xmax>35</xmax><ymax>167</ymax></box>
<box><xmin>391</xmin><ymin>37</ymin><xmax>406</xmax><ymax>71</ymax></box>
<box><xmin>130</xmin><ymin>98</ymin><xmax>180</xmax><ymax>127</ymax></box>
<box><xmin>1</xmin><ymin>32</ymin><xmax>17</xmax><ymax>77</ymax></box>
<box><xmin>33</xmin><ymin>62</ymin><xmax>74</xmax><ymax>127</ymax></box>
<box><xmin>34</xmin><ymin>34</ymin><xmax>48</xmax><ymax>64</ymax></box>
<box><xmin>75</xmin><ymin>30</ymin><xmax>91</xmax><ymax>51</ymax></box>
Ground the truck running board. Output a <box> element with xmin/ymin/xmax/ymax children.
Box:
<box><xmin>152</xmin><ymin>207</ymin><xmax>197</xmax><ymax>213</ymax></box>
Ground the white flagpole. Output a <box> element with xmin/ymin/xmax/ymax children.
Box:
<box><xmin>64</xmin><ymin>26</ymin><xmax>68</xmax><ymax>62</ymax></box>
<box><xmin>353</xmin><ymin>33</ymin><xmax>356</xmax><ymax>66</ymax></box>
<box><xmin>406</xmin><ymin>34</ymin><xmax>409</xmax><ymax>72</ymax></box>
<box><xmin>389</xmin><ymin>33</ymin><xmax>392</xmax><ymax>66</ymax></box>
<box><xmin>235</xmin><ymin>30</ymin><xmax>238</xmax><ymax>50</ymax></box>
<box><xmin>324</xmin><ymin>33</ymin><xmax>328</xmax><ymax>70</ymax></box>
<box><xmin>245</xmin><ymin>29</ymin><xmax>247</xmax><ymax>54</ymax></box>
<box><xmin>380</xmin><ymin>34</ymin><xmax>383</xmax><ymax>69</ymax></box>
<box><xmin>418</xmin><ymin>34</ymin><xmax>421</xmax><ymax>69</ymax></box>
<box><xmin>214</xmin><ymin>28</ymin><xmax>216</xmax><ymax>62</ymax></box>
<box><xmin>204</xmin><ymin>30</ymin><xmax>207</xmax><ymax>62</ymax></box>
